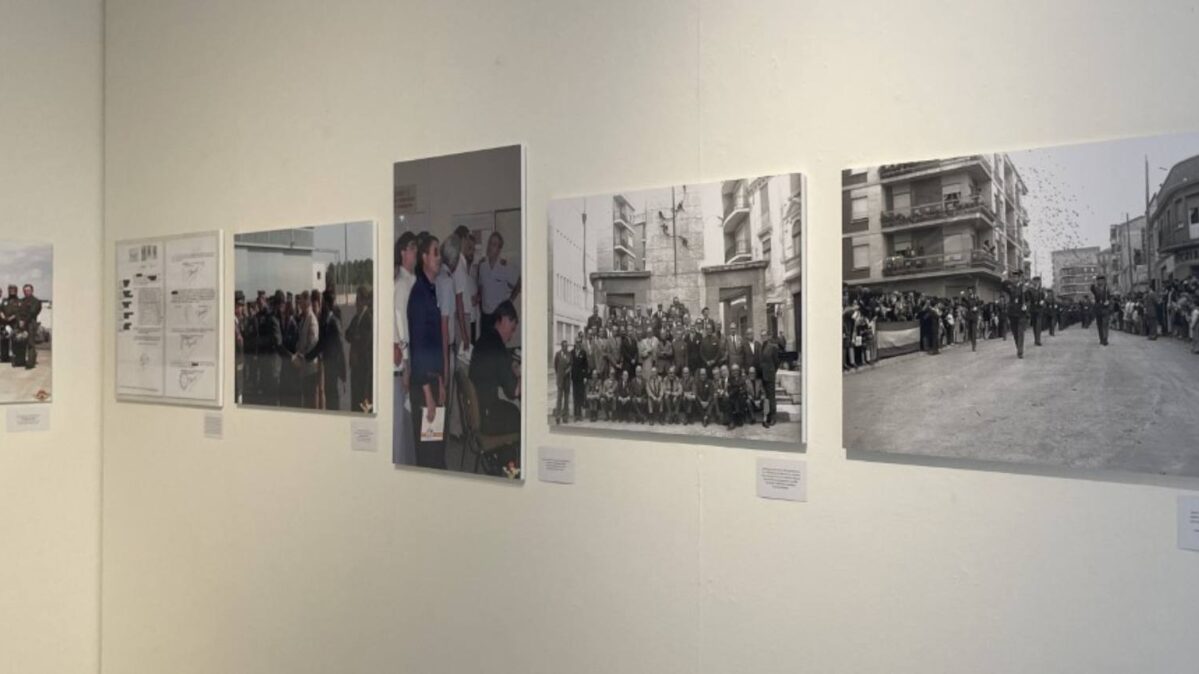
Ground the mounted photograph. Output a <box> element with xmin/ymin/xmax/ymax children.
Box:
<box><xmin>393</xmin><ymin>145</ymin><xmax>525</xmax><ymax>479</ymax></box>
<box><xmin>842</xmin><ymin>132</ymin><xmax>1199</xmax><ymax>477</ymax></box>
<box><xmin>234</xmin><ymin>221</ymin><xmax>376</xmax><ymax>415</ymax></box>
<box><xmin>547</xmin><ymin>174</ymin><xmax>805</xmax><ymax>449</ymax></box>
<box><xmin>0</xmin><ymin>240</ymin><xmax>52</xmax><ymax>404</ymax></box>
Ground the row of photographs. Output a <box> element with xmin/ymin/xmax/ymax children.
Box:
<box><xmin>7</xmin><ymin>131</ymin><xmax>1199</xmax><ymax>482</ymax></box>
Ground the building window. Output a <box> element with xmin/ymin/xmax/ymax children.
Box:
<box><xmin>759</xmin><ymin>184</ymin><xmax>771</xmax><ymax>227</ymax></box>
<box><xmin>791</xmin><ymin>221</ymin><xmax>801</xmax><ymax>259</ymax></box>
<box><xmin>762</xmin><ymin>236</ymin><xmax>772</xmax><ymax>264</ymax></box>
<box><xmin>1190</xmin><ymin>206</ymin><xmax>1199</xmax><ymax>225</ymax></box>
<box><xmin>851</xmin><ymin>196</ymin><xmax>868</xmax><ymax>222</ymax></box>
<box><xmin>852</xmin><ymin>243</ymin><xmax>869</xmax><ymax>270</ymax></box>
<box><xmin>892</xmin><ymin>232</ymin><xmax>912</xmax><ymax>255</ymax></box>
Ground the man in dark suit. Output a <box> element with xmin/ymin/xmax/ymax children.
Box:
<box><xmin>725</xmin><ymin>322</ymin><xmax>746</xmax><ymax>369</ymax></box>
<box><xmin>553</xmin><ymin>339</ymin><xmax>571</xmax><ymax>424</ymax></box>
<box><xmin>586</xmin><ymin>305</ymin><xmax>603</xmax><ymax>333</ymax></box>
<box><xmin>741</xmin><ymin>328</ymin><xmax>761</xmax><ymax>378</ymax></box>
<box><xmin>1001</xmin><ymin>269</ymin><xmax>1032</xmax><ymax>359</ymax></box>
<box><xmin>570</xmin><ymin>333</ymin><xmax>589</xmax><ymax>422</ymax></box>
<box><xmin>759</xmin><ymin>336</ymin><xmax>780</xmax><ymax>427</ymax></box>
<box><xmin>1091</xmin><ymin>274</ymin><xmax>1112</xmax><ymax>346</ymax></box>
<box><xmin>620</xmin><ymin>325</ymin><xmax>638</xmax><ymax>379</ymax></box>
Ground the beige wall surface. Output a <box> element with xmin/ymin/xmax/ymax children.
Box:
<box><xmin>102</xmin><ymin>1</ymin><xmax>1199</xmax><ymax>673</ymax></box>
<box><xmin>0</xmin><ymin>1</ymin><xmax>103</xmax><ymax>674</ymax></box>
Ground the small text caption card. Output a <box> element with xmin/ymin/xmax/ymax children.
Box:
<box><xmin>7</xmin><ymin>406</ymin><xmax>50</xmax><ymax>433</ymax></box>
<box><xmin>1179</xmin><ymin>495</ymin><xmax>1199</xmax><ymax>552</ymax></box>
<box><xmin>756</xmin><ymin>458</ymin><xmax>807</xmax><ymax>502</ymax></box>
<box><xmin>539</xmin><ymin>446</ymin><xmax>576</xmax><ymax>484</ymax></box>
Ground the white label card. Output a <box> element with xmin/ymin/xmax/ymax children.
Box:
<box><xmin>756</xmin><ymin>458</ymin><xmax>807</xmax><ymax>502</ymax></box>
<box><xmin>6</xmin><ymin>406</ymin><xmax>50</xmax><ymax>433</ymax></box>
<box><xmin>1179</xmin><ymin>495</ymin><xmax>1199</xmax><ymax>552</ymax></box>
<box><xmin>351</xmin><ymin>420</ymin><xmax>377</xmax><ymax>452</ymax></box>
<box><xmin>203</xmin><ymin>412</ymin><xmax>223</xmax><ymax>439</ymax></box>
<box><xmin>539</xmin><ymin>446</ymin><xmax>576</xmax><ymax>485</ymax></box>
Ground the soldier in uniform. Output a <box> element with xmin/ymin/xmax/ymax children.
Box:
<box><xmin>13</xmin><ymin>284</ymin><xmax>43</xmax><ymax>369</ymax></box>
<box><xmin>1090</xmin><ymin>274</ymin><xmax>1112</xmax><ymax>346</ymax></box>
<box><xmin>1001</xmin><ymin>269</ymin><xmax>1032</xmax><ymax>358</ymax></box>
<box><xmin>680</xmin><ymin>366</ymin><xmax>696</xmax><ymax>424</ymax></box>
<box><xmin>0</xmin><ymin>285</ymin><xmax>18</xmax><ymax>363</ymax></box>
<box><xmin>962</xmin><ymin>287</ymin><xmax>982</xmax><ymax>352</ymax></box>
<box><xmin>1045</xmin><ymin>289</ymin><xmax>1058</xmax><ymax>337</ymax></box>
<box><xmin>759</xmin><ymin>335</ymin><xmax>780</xmax><ymax>428</ymax></box>
<box><xmin>1029</xmin><ymin>276</ymin><xmax>1046</xmax><ymax>346</ymax></box>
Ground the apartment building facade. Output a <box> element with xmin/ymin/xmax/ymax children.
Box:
<box><xmin>842</xmin><ymin>154</ymin><xmax>1031</xmax><ymax>300</ymax></box>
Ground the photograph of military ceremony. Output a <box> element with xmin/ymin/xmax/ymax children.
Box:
<box><xmin>233</xmin><ymin>221</ymin><xmax>376</xmax><ymax>415</ymax></box>
<box><xmin>0</xmin><ymin>240</ymin><xmax>52</xmax><ymax>403</ymax></box>
<box><xmin>393</xmin><ymin>146</ymin><xmax>524</xmax><ymax>479</ymax></box>
<box><xmin>842</xmin><ymin>132</ymin><xmax>1199</xmax><ymax>477</ymax></box>
<box><xmin>548</xmin><ymin>174</ymin><xmax>804</xmax><ymax>448</ymax></box>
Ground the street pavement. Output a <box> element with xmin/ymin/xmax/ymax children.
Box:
<box><xmin>844</xmin><ymin>325</ymin><xmax>1199</xmax><ymax>477</ymax></box>
<box><xmin>0</xmin><ymin>348</ymin><xmax>52</xmax><ymax>403</ymax></box>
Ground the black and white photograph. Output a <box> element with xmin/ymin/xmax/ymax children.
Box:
<box><xmin>0</xmin><ymin>240</ymin><xmax>52</xmax><ymax>404</ymax></box>
<box><xmin>842</xmin><ymin>132</ymin><xmax>1199</xmax><ymax>477</ymax></box>
<box><xmin>393</xmin><ymin>145</ymin><xmax>524</xmax><ymax>479</ymax></box>
<box><xmin>234</xmin><ymin>221</ymin><xmax>376</xmax><ymax>415</ymax></box>
<box><xmin>547</xmin><ymin>175</ymin><xmax>804</xmax><ymax>448</ymax></box>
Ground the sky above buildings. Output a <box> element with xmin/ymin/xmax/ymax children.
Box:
<box><xmin>312</xmin><ymin>220</ymin><xmax>375</xmax><ymax>264</ymax></box>
<box><xmin>1009</xmin><ymin>131</ymin><xmax>1199</xmax><ymax>285</ymax></box>
<box><xmin>0</xmin><ymin>241</ymin><xmax>53</xmax><ymax>300</ymax></box>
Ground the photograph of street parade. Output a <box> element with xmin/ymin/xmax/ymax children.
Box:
<box><xmin>393</xmin><ymin>145</ymin><xmax>524</xmax><ymax>479</ymax></box>
<box><xmin>0</xmin><ymin>240</ymin><xmax>52</xmax><ymax>404</ymax></box>
<box><xmin>842</xmin><ymin>132</ymin><xmax>1199</xmax><ymax>478</ymax></box>
<box><xmin>547</xmin><ymin>174</ymin><xmax>804</xmax><ymax>448</ymax></box>
<box><xmin>233</xmin><ymin>221</ymin><xmax>376</xmax><ymax>415</ymax></box>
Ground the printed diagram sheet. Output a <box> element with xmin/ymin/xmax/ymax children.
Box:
<box><xmin>116</xmin><ymin>233</ymin><xmax>220</xmax><ymax>405</ymax></box>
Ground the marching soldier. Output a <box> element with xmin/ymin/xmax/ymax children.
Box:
<box><xmin>1045</xmin><ymin>289</ymin><xmax>1058</xmax><ymax>337</ymax></box>
<box><xmin>962</xmin><ymin>287</ymin><xmax>982</xmax><ymax>352</ymax></box>
<box><xmin>1001</xmin><ymin>269</ymin><xmax>1032</xmax><ymax>359</ymax></box>
<box><xmin>1029</xmin><ymin>276</ymin><xmax>1046</xmax><ymax>346</ymax></box>
<box><xmin>1090</xmin><ymin>274</ymin><xmax>1112</xmax><ymax>346</ymax></box>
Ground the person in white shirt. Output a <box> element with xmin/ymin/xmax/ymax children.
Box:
<box><xmin>435</xmin><ymin>235</ymin><xmax>467</xmax><ymax>443</ymax></box>
<box><xmin>478</xmin><ymin>231</ymin><xmax>521</xmax><ymax>335</ymax></box>
<box><xmin>452</xmin><ymin>225</ymin><xmax>480</xmax><ymax>345</ymax></box>
<box><xmin>393</xmin><ymin>231</ymin><xmax>418</xmax><ymax>465</ymax></box>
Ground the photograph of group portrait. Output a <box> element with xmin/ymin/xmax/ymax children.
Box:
<box><xmin>0</xmin><ymin>240</ymin><xmax>52</xmax><ymax>404</ymax></box>
<box><xmin>393</xmin><ymin>145</ymin><xmax>524</xmax><ymax>479</ymax></box>
<box><xmin>233</xmin><ymin>221</ymin><xmax>376</xmax><ymax>415</ymax></box>
<box><xmin>842</xmin><ymin>131</ymin><xmax>1199</xmax><ymax>477</ymax></box>
<box><xmin>547</xmin><ymin>174</ymin><xmax>805</xmax><ymax>448</ymax></box>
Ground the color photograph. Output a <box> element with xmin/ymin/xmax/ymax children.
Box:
<box><xmin>234</xmin><ymin>222</ymin><xmax>376</xmax><ymax>414</ymax></box>
<box><xmin>0</xmin><ymin>240</ymin><xmax>52</xmax><ymax>403</ymax></box>
<box><xmin>842</xmin><ymin>132</ymin><xmax>1199</xmax><ymax>477</ymax></box>
<box><xmin>547</xmin><ymin>175</ymin><xmax>804</xmax><ymax>448</ymax></box>
<box><xmin>393</xmin><ymin>145</ymin><xmax>524</xmax><ymax>479</ymax></box>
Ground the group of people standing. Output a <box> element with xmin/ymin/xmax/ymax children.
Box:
<box><xmin>553</xmin><ymin>302</ymin><xmax>786</xmax><ymax>430</ymax></box>
<box><xmin>394</xmin><ymin>225</ymin><xmax>523</xmax><ymax>476</ymax></box>
<box><xmin>0</xmin><ymin>284</ymin><xmax>43</xmax><ymax>370</ymax></box>
<box><xmin>234</xmin><ymin>284</ymin><xmax>374</xmax><ymax>412</ymax></box>
<box><xmin>843</xmin><ymin>272</ymin><xmax>1199</xmax><ymax>368</ymax></box>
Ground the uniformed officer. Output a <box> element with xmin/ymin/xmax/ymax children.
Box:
<box><xmin>1090</xmin><ymin>274</ymin><xmax>1112</xmax><ymax>346</ymax></box>
<box><xmin>1045</xmin><ymin>289</ymin><xmax>1058</xmax><ymax>337</ymax></box>
<box><xmin>1029</xmin><ymin>276</ymin><xmax>1046</xmax><ymax>346</ymax></box>
<box><xmin>962</xmin><ymin>287</ymin><xmax>982</xmax><ymax>352</ymax></box>
<box><xmin>0</xmin><ymin>285</ymin><xmax>18</xmax><ymax>363</ymax></box>
<box><xmin>570</xmin><ymin>332</ymin><xmax>589</xmax><ymax>422</ymax></box>
<box><xmin>14</xmin><ymin>284</ymin><xmax>42</xmax><ymax>369</ymax></box>
<box><xmin>1001</xmin><ymin>269</ymin><xmax>1031</xmax><ymax>358</ymax></box>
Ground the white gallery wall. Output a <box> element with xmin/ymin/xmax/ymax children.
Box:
<box><xmin>100</xmin><ymin>1</ymin><xmax>1199</xmax><ymax>674</ymax></box>
<box><xmin>0</xmin><ymin>2</ymin><xmax>103</xmax><ymax>674</ymax></box>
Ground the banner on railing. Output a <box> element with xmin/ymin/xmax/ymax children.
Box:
<box><xmin>876</xmin><ymin>320</ymin><xmax>921</xmax><ymax>359</ymax></box>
